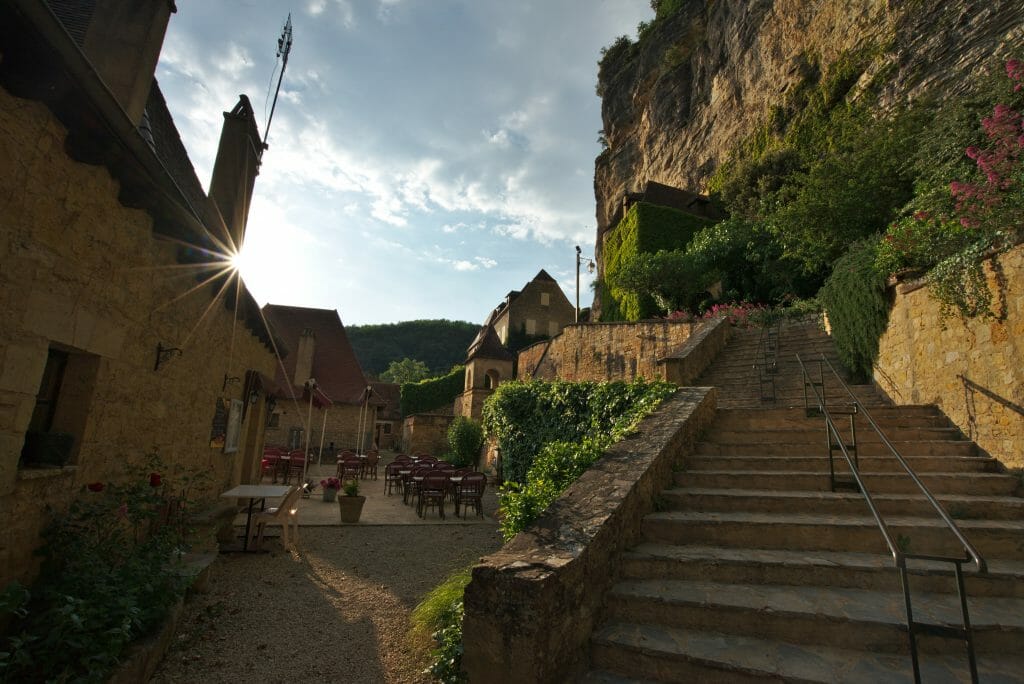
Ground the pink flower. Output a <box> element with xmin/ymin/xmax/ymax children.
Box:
<box><xmin>149</xmin><ymin>472</ymin><xmax>162</xmax><ymax>487</ymax></box>
<box><xmin>87</xmin><ymin>482</ymin><xmax>104</xmax><ymax>492</ymax></box>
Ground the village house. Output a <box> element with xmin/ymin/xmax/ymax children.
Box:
<box><xmin>489</xmin><ymin>269</ymin><xmax>575</xmax><ymax>351</ymax></box>
<box><xmin>369</xmin><ymin>381</ymin><xmax>402</xmax><ymax>451</ymax></box>
<box><xmin>0</xmin><ymin>0</ymin><xmax>281</xmax><ymax>586</ymax></box>
<box><xmin>261</xmin><ymin>305</ymin><xmax>378</xmax><ymax>457</ymax></box>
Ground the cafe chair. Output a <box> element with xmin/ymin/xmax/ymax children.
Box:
<box><xmin>418</xmin><ymin>472</ymin><xmax>449</xmax><ymax>519</ymax></box>
<box><xmin>457</xmin><ymin>473</ymin><xmax>487</xmax><ymax>518</ymax></box>
<box><xmin>252</xmin><ymin>485</ymin><xmax>301</xmax><ymax>551</ymax></box>
<box><xmin>384</xmin><ymin>461</ymin><xmax>405</xmax><ymax>496</ymax></box>
<box><xmin>364</xmin><ymin>450</ymin><xmax>380</xmax><ymax>480</ymax></box>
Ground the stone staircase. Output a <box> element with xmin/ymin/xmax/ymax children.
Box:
<box><xmin>584</xmin><ymin>321</ymin><xmax>1024</xmax><ymax>682</ymax></box>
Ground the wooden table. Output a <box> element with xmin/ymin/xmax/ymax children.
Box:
<box><xmin>221</xmin><ymin>484</ymin><xmax>291</xmax><ymax>552</ymax></box>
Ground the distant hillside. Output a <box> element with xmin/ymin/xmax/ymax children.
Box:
<box><xmin>347</xmin><ymin>319</ymin><xmax>478</xmax><ymax>377</ymax></box>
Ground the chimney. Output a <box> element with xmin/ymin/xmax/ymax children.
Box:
<box><xmin>208</xmin><ymin>95</ymin><xmax>263</xmax><ymax>252</ymax></box>
<box><xmin>293</xmin><ymin>328</ymin><xmax>315</xmax><ymax>389</ymax></box>
<box><xmin>77</xmin><ymin>0</ymin><xmax>177</xmax><ymax>125</ymax></box>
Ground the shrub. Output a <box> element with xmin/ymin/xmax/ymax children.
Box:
<box><xmin>0</xmin><ymin>457</ymin><xmax>202</xmax><ymax>682</ymax></box>
<box><xmin>818</xmin><ymin>240</ymin><xmax>889</xmax><ymax>380</ymax></box>
<box><xmin>447</xmin><ymin>417</ymin><xmax>484</xmax><ymax>468</ymax></box>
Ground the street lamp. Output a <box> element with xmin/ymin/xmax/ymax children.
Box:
<box><xmin>575</xmin><ymin>245</ymin><xmax>596</xmax><ymax>323</ymax></box>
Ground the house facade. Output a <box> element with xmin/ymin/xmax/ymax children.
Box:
<box><xmin>0</xmin><ymin>0</ymin><xmax>279</xmax><ymax>585</ymax></box>
<box><xmin>491</xmin><ymin>269</ymin><xmax>575</xmax><ymax>351</ymax></box>
<box><xmin>261</xmin><ymin>305</ymin><xmax>377</xmax><ymax>456</ymax></box>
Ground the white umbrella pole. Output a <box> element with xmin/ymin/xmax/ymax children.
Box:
<box><xmin>303</xmin><ymin>382</ymin><xmax>314</xmax><ymax>485</ymax></box>
<box><xmin>317</xmin><ymin>407</ymin><xmax>328</xmax><ymax>468</ymax></box>
<box><xmin>356</xmin><ymin>394</ymin><xmax>366</xmax><ymax>454</ymax></box>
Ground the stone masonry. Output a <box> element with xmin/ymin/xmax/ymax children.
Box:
<box><xmin>875</xmin><ymin>243</ymin><xmax>1024</xmax><ymax>469</ymax></box>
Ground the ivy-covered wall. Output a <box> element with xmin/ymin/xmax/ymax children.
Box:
<box><xmin>601</xmin><ymin>201</ymin><xmax>714</xmax><ymax>321</ymax></box>
<box><xmin>400</xmin><ymin>366</ymin><xmax>464</xmax><ymax>416</ymax></box>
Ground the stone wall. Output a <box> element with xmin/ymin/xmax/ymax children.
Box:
<box><xmin>265</xmin><ymin>403</ymin><xmax>373</xmax><ymax>454</ymax></box>
<box><xmin>518</xmin><ymin>319</ymin><xmax>695</xmax><ymax>382</ymax></box>
<box><xmin>658</xmin><ymin>316</ymin><xmax>732</xmax><ymax>385</ymax></box>
<box><xmin>0</xmin><ymin>86</ymin><xmax>278</xmax><ymax>585</ymax></box>
<box><xmin>874</xmin><ymin>243</ymin><xmax>1024</xmax><ymax>469</ymax></box>
<box><xmin>401</xmin><ymin>413</ymin><xmax>453</xmax><ymax>456</ymax></box>
<box><xmin>462</xmin><ymin>387</ymin><xmax>716</xmax><ymax>682</ymax></box>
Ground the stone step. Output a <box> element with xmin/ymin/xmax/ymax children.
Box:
<box><xmin>709</xmin><ymin>408</ymin><xmax>949</xmax><ymax>430</ymax></box>
<box><xmin>641</xmin><ymin>511</ymin><xmax>1024</xmax><ymax>560</ymax></box>
<box><xmin>664</xmin><ymin>488</ymin><xmax>1024</xmax><ymax>521</ymax></box>
<box><xmin>605</xmin><ymin>580</ymin><xmax>1024</xmax><ymax>654</ymax></box>
<box><xmin>683</xmin><ymin>455</ymin><xmax>999</xmax><ymax>474</ymax></box>
<box><xmin>590</xmin><ymin>622</ymin><xmax>1024</xmax><ymax>683</ymax></box>
<box><xmin>702</xmin><ymin>426</ymin><xmax>964</xmax><ymax>444</ymax></box>
<box><xmin>694</xmin><ymin>440</ymin><xmax>976</xmax><ymax>457</ymax></box>
<box><xmin>675</xmin><ymin>470</ymin><xmax>1018</xmax><ymax>496</ymax></box>
<box><xmin>620</xmin><ymin>543</ymin><xmax>1024</xmax><ymax>598</ymax></box>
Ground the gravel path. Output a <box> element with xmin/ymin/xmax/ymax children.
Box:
<box><xmin>152</xmin><ymin>524</ymin><xmax>504</xmax><ymax>683</ymax></box>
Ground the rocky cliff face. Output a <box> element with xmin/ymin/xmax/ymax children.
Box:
<box><xmin>594</xmin><ymin>0</ymin><xmax>1024</xmax><ymax>240</ymax></box>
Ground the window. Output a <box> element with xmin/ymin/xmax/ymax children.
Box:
<box><xmin>383</xmin><ymin>423</ymin><xmax>392</xmax><ymax>435</ymax></box>
<box><xmin>540</xmin><ymin>292</ymin><xmax>550</xmax><ymax>306</ymax></box>
<box><xmin>525</xmin><ymin>318</ymin><xmax>536</xmax><ymax>335</ymax></box>
<box><xmin>22</xmin><ymin>345</ymin><xmax>99</xmax><ymax>468</ymax></box>
<box><xmin>267</xmin><ymin>412</ymin><xmax>281</xmax><ymax>428</ymax></box>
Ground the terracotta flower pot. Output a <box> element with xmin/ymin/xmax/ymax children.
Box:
<box><xmin>338</xmin><ymin>495</ymin><xmax>365</xmax><ymax>523</ymax></box>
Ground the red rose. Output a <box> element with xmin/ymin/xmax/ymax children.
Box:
<box><xmin>87</xmin><ymin>482</ymin><xmax>104</xmax><ymax>492</ymax></box>
<box><xmin>149</xmin><ymin>473</ymin><xmax>162</xmax><ymax>487</ymax></box>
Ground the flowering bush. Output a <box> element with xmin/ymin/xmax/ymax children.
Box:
<box><xmin>0</xmin><ymin>455</ymin><xmax>205</xmax><ymax>682</ymax></box>
<box><xmin>875</xmin><ymin>211</ymin><xmax>978</xmax><ymax>277</ymax></box>
<box><xmin>700</xmin><ymin>301</ymin><xmax>771</xmax><ymax>327</ymax></box>
<box><xmin>320</xmin><ymin>477</ymin><xmax>341</xmax><ymax>490</ymax></box>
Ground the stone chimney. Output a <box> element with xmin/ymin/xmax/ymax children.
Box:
<box><xmin>208</xmin><ymin>95</ymin><xmax>263</xmax><ymax>252</ymax></box>
<box><xmin>77</xmin><ymin>0</ymin><xmax>177</xmax><ymax>125</ymax></box>
<box><xmin>293</xmin><ymin>328</ymin><xmax>315</xmax><ymax>388</ymax></box>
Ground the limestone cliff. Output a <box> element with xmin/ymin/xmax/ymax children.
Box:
<box><xmin>594</xmin><ymin>0</ymin><xmax>1024</xmax><ymax>241</ymax></box>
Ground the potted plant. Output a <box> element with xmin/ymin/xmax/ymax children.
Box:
<box><xmin>337</xmin><ymin>478</ymin><xmax>365</xmax><ymax>523</ymax></box>
<box><xmin>320</xmin><ymin>477</ymin><xmax>341</xmax><ymax>502</ymax></box>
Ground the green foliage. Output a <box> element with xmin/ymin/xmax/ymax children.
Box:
<box><xmin>875</xmin><ymin>212</ymin><xmax>978</xmax><ymax>276</ymax></box>
<box><xmin>380</xmin><ymin>357</ymin><xmax>431</xmax><ymax>384</ymax></box>
<box><xmin>602</xmin><ymin>202</ymin><xmax>715</xmax><ymax>320</ymax></box>
<box><xmin>409</xmin><ymin>569</ymin><xmax>468</xmax><ymax>684</ymax></box>
<box><xmin>607</xmin><ymin>249</ymin><xmax>708</xmax><ymax>315</ymax></box>
<box><xmin>447</xmin><ymin>417</ymin><xmax>484</xmax><ymax>468</ymax></box>
<box><xmin>400</xmin><ymin>366</ymin><xmax>465</xmax><ymax>416</ymax></box>
<box><xmin>411</xmin><ymin>568</ymin><xmax>472</xmax><ymax>684</ymax></box>
<box><xmin>0</xmin><ymin>456</ymin><xmax>202</xmax><ymax>682</ymax></box>
<box><xmin>347</xmin><ymin>320</ymin><xmax>478</xmax><ymax>377</ymax></box>
<box><xmin>482</xmin><ymin>379</ymin><xmax>676</xmax><ymax>539</ymax></box>
<box><xmin>650</xmin><ymin>0</ymin><xmax>690</xmax><ymax>21</ymax></box>
<box><xmin>818</xmin><ymin>240</ymin><xmax>889</xmax><ymax>381</ymax></box>
<box><xmin>342</xmin><ymin>478</ymin><xmax>360</xmax><ymax>496</ymax></box>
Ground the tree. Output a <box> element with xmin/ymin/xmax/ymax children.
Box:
<box><xmin>380</xmin><ymin>358</ymin><xmax>430</xmax><ymax>384</ymax></box>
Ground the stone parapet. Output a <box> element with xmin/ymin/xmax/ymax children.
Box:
<box><xmin>657</xmin><ymin>315</ymin><xmax>732</xmax><ymax>385</ymax></box>
<box><xmin>874</xmin><ymin>242</ymin><xmax>1024</xmax><ymax>469</ymax></box>
<box><xmin>462</xmin><ymin>387</ymin><xmax>716</xmax><ymax>683</ymax></box>
<box><xmin>518</xmin><ymin>319</ymin><xmax>695</xmax><ymax>382</ymax></box>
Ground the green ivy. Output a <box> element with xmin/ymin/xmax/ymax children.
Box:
<box><xmin>411</xmin><ymin>568</ymin><xmax>472</xmax><ymax>684</ymax></box>
<box><xmin>602</xmin><ymin>202</ymin><xmax>715</xmax><ymax>321</ymax></box>
<box><xmin>818</xmin><ymin>240</ymin><xmax>890</xmax><ymax>381</ymax></box>
<box><xmin>481</xmin><ymin>379</ymin><xmax>676</xmax><ymax>539</ymax></box>
<box><xmin>400</xmin><ymin>365</ymin><xmax>464</xmax><ymax>416</ymax></box>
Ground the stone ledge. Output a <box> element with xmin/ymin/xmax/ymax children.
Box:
<box><xmin>17</xmin><ymin>465</ymin><xmax>78</xmax><ymax>480</ymax></box>
<box><xmin>657</xmin><ymin>315</ymin><xmax>732</xmax><ymax>385</ymax></box>
<box><xmin>462</xmin><ymin>387</ymin><xmax>716</xmax><ymax>683</ymax></box>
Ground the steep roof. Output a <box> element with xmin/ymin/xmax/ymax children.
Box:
<box><xmin>533</xmin><ymin>269</ymin><xmax>557</xmax><ymax>283</ymax></box>
<box><xmin>466</xmin><ymin>325</ymin><xmax>514</xmax><ymax>362</ymax></box>
<box><xmin>261</xmin><ymin>305</ymin><xmax>370</xmax><ymax>405</ymax></box>
<box><xmin>370</xmin><ymin>382</ymin><xmax>402</xmax><ymax>421</ymax></box>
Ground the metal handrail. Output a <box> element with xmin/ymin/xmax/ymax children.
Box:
<box><xmin>755</xmin><ymin>317</ymin><xmax>781</xmax><ymax>401</ymax></box>
<box><xmin>795</xmin><ymin>353</ymin><xmax>985</xmax><ymax>683</ymax></box>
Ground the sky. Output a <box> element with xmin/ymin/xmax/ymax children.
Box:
<box><xmin>156</xmin><ymin>0</ymin><xmax>651</xmax><ymax>326</ymax></box>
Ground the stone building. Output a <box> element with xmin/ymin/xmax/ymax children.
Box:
<box><xmin>0</xmin><ymin>0</ymin><xmax>280</xmax><ymax>585</ymax></box>
<box><xmin>261</xmin><ymin>305</ymin><xmax>377</xmax><ymax>455</ymax></box>
<box><xmin>369</xmin><ymin>381</ymin><xmax>402</xmax><ymax>451</ymax></box>
<box><xmin>455</xmin><ymin>325</ymin><xmax>515</xmax><ymax>420</ymax></box>
<box><xmin>490</xmin><ymin>269</ymin><xmax>576</xmax><ymax>351</ymax></box>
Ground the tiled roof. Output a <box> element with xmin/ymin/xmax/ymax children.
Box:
<box><xmin>466</xmin><ymin>325</ymin><xmax>513</xmax><ymax>362</ymax></box>
<box><xmin>261</xmin><ymin>305</ymin><xmax>370</xmax><ymax>405</ymax></box>
<box><xmin>533</xmin><ymin>268</ymin><xmax>557</xmax><ymax>283</ymax></box>
<box><xmin>370</xmin><ymin>382</ymin><xmax>402</xmax><ymax>421</ymax></box>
